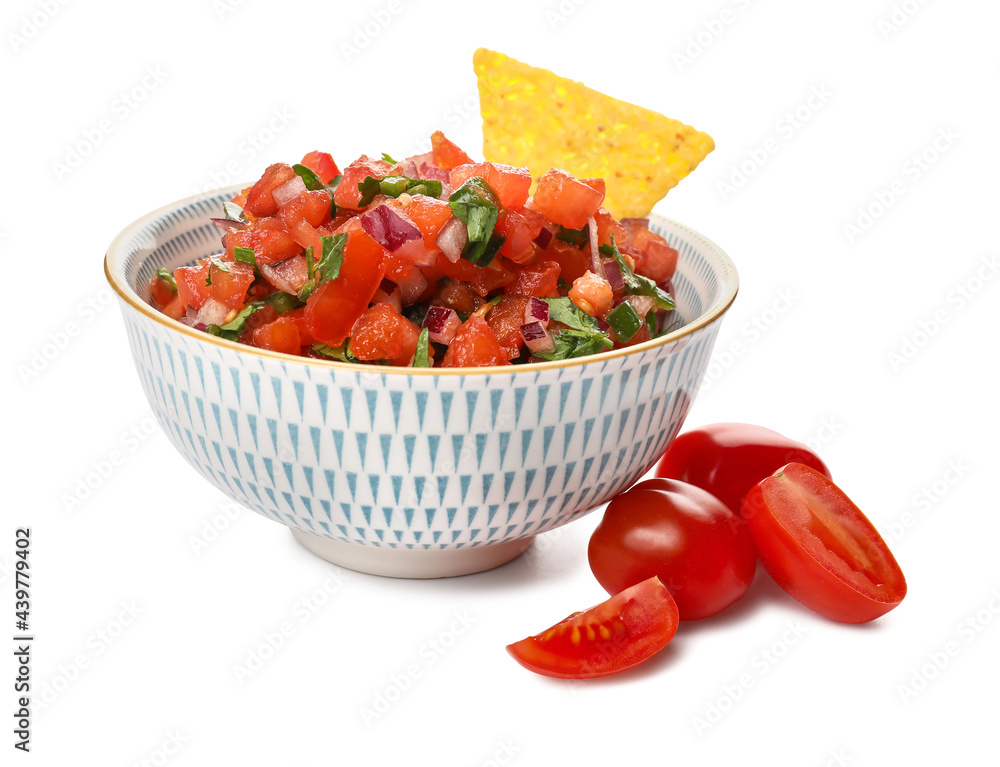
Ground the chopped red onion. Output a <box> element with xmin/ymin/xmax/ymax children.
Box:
<box><xmin>524</xmin><ymin>297</ymin><xmax>550</xmax><ymax>326</ymax></box>
<box><xmin>423</xmin><ymin>305</ymin><xmax>461</xmax><ymax>344</ymax></box>
<box><xmin>521</xmin><ymin>321</ymin><xmax>556</xmax><ymax>354</ymax></box>
<box><xmin>372</xmin><ymin>279</ymin><xmax>402</xmax><ymax>313</ymax></box>
<box><xmin>210</xmin><ymin>217</ymin><xmax>247</xmax><ymax>231</ymax></box>
<box><xmin>603</xmin><ymin>259</ymin><xmax>626</xmax><ymax>294</ymax></box>
<box><xmin>272</xmin><ymin>175</ymin><xmax>307</xmax><ymax>207</ymax></box>
<box><xmin>533</xmin><ymin>226</ymin><xmax>553</xmax><ymax>250</ymax></box>
<box><xmin>392</xmin><ymin>159</ymin><xmax>419</xmax><ymax>178</ymax></box>
<box><xmin>435</xmin><ymin>217</ymin><xmax>467</xmax><ymax>263</ymax></box>
<box><xmin>395</xmin><ymin>237</ymin><xmax>436</xmax><ymax>267</ymax></box>
<box><xmin>260</xmin><ymin>255</ymin><xmax>308</xmax><ymax>295</ymax></box>
<box><xmin>406</xmin><ymin>151</ymin><xmax>451</xmax><ymax>184</ymax></box>
<box><xmin>360</xmin><ymin>204</ymin><xmax>422</xmax><ymax>252</ymax></box>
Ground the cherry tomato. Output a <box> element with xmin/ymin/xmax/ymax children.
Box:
<box><xmin>656</xmin><ymin>423</ymin><xmax>832</xmax><ymax>517</ymax></box>
<box><xmin>743</xmin><ymin>462</ymin><xmax>907</xmax><ymax>624</ymax></box>
<box><xmin>506</xmin><ymin>577</ymin><xmax>678</xmax><ymax>679</ymax></box>
<box><xmin>589</xmin><ymin>478</ymin><xmax>757</xmax><ymax>620</ymax></box>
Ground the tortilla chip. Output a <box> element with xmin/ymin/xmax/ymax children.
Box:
<box><xmin>473</xmin><ymin>48</ymin><xmax>714</xmax><ymax>218</ymax></box>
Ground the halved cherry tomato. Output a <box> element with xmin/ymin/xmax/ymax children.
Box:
<box><xmin>506</xmin><ymin>576</ymin><xmax>679</xmax><ymax>679</ymax></box>
<box><xmin>656</xmin><ymin>423</ymin><xmax>832</xmax><ymax>517</ymax></box>
<box><xmin>589</xmin><ymin>478</ymin><xmax>757</xmax><ymax>620</ymax></box>
<box><xmin>742</xmin><ymin>463</ymin><xmax>907</xmax><ymax>624</ymax></box>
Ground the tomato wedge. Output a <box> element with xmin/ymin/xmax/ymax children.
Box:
<box><xmin>506</xmin><ymin>577</ymin><xmax>679</xmax><ymax>679</ymax></box>
<box><xmin>742</xmin><ymin>463</ymin><xmax>907</xmax><ymax>624</ymax></box>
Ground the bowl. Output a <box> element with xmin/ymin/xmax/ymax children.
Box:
<box><xmin>105</xmin><ymin>185</ymin><xmax>738</xmax><ymax>578</ymax></box>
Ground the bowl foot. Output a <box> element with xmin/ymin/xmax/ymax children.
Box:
<box><xmin>290</xmin><ymin>529</ymin><xmax>535</xmax><ymax>578</ymax></box>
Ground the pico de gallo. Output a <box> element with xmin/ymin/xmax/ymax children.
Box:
<box><xmin>149</xmin><ymin>131</ymin><xmax>680</xmax><ymax>367</ymax></box>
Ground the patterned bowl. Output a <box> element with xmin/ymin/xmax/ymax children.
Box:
<box><xmin>105</xmin><ymin>185</ymin><xmax>738</xmax><ymax>578</ymax></box>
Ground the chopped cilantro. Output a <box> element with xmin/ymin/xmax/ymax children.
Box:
<box><xmin>555</xmin><ymin>225</ymin><xmax>589</xmax><ymax>248</ymax></box>
<box><xmin>599</xmin><ymin>236</ymin><xmax>676</xmax><ymax>311</ymax></box>
<box><xmin>206</xmin><ymin>303</ymin><xmax>265</xmax><ymax>341</ymax></box>
<box><xmin>311</xmin><ymin>342</ymin><xmax>357</xmax><ymax>362</ymax></box>
<box><xmin>607</xmin><ymin>301</ymin><xmax>642</xmax><ymax>342</ymax></box>
<box><xmin>233</xmin><ymin>247</ymin><xmax>256</xmax><ymax>267</ymax></box>
<box><xmin>292</xmin><ymin>163</ymin><xmax>325</xmax><ymax>191</ymax></box>
<box><xmin>156</xmin><ymin>268</ymin><xmax>177</xmax><ymax>292</ymax></box>
<box><xmin>534</xmin><ymin>297</ymin><xmax>613</xmax><ymax>361</ymax></box>
<box><xmin>448</xmin><ymin>177</ymin><xmax>500</xmax><ymax>265</ymax></box>
<box><xmin>412</xmin><ymin>327</ymin><xmax>432</xmax><ymax>368</ymax></box>
<box><xmin>298</xmin><ymin>233</ymin><xmax>347</xmax><ymax>301</ymax></box>
<box><xmin>381</xmin><ymin>152</ymin><xmax>399</xmax><ymax>165</ymax></box>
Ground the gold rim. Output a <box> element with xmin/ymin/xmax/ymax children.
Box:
<box><xmin>105</xmin><ymin>185</ymin><xmax>739</xmax><ymax>375</ymax></box>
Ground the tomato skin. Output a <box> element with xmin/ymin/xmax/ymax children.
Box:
<box><xmin>506</xmin><ymin>577</ymin><xmax>679</xmax><ymax>679</ymax></box>
<box><xmin>656</xmin><ymin>423</ymin><xmax>833</xmax><ymax>517</ymax></box>
<box><xmin>252</xmin><ymin>315</ymin><xmax>301</xmax><ymax>355</ymax></box>
<box><xmin>441</xmin><ymin>315</ymin><xmax>510</xmax><ymax>368</ymax></box>
<box><xmin>244</xmin><ymin>163</ymin><xmax>296</xmax><ymax>217</ymax></box>
<box><xmin>589</xmin><ymin>478</ymin><xmax>757</xmax><ymax>620</ymax></box>
<box><xmin>334</xmin><ymin>155</ymin><xmax>393</xmax><ymax>209</ymax></box>
<box><xmin>743</xmin><ymin>463</ymin><xmax>907</xmax><ymax>624</ymax></box>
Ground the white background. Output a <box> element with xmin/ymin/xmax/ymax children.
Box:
<box><xmin>4</xmin><ymin>0</ymin><xmax>999</xmax><ymax>764</ymax></box>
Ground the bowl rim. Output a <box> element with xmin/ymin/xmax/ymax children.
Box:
<box><xmin>105</xmin><ymin>184</ymin><xmax>739</xmax><ymax>376</ymax></box>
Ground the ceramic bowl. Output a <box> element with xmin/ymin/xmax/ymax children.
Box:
<box><xmin>105</xmin><ymin>185</ymin><xmax>738</xmax><ymax>578</ymax></box>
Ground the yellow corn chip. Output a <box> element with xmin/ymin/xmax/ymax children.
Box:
<box><xmin>473</xmin><ymin>48</ymin><xmax>714</xmax><ymax>219</ymax></box>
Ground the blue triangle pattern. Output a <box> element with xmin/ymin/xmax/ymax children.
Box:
<box><xmin>562</xmin><ymin>462</ymin><xmax>576</xmax><ymax>492</ymax></box>
<box><xmin>558</xmin><ymin>381</ymin><xmax>573</xmax><ymax>420</ymax></box>
<box><xmin>391</xmin><ymin>475</ymin><xmax>402</xmax><ymax>505</ymax></box>
<box><xmin>270</xmin><ymin>376</ymin><xmax>282</xmax><ymax>417</ymax></box>
<box><xmin>467</xmin><ymin>507</ymin><xmax>478</xmax><ymax>526</ymax></box>
<box><xmin>247</xmin><ymin>414</ymin><xmax>259</xmax><ymax>449</ymax></box>
<box><xmin>513</xmin><ymin>387</ymin><xmax>527</xmax><ymax>426</ymax></box>
<box><xmin>415</xmin><ymin>391</ymin><xmax>428</xmax><ymax>430</ymax></box>
<box><xmin>286</xmin><ymin>423</ymin><xmax>299</xmax><ymax>460</ymax></box>
<box><xmin>341</xmin><ymin>502</ymin><xmax>353</xmax><ymax>524</ymax></box>
<box><xmin>293</xmin><ymin>381</ymin><xmax>305</xmax><ymax>418</ymax></box>
<box><xmin>404</xmin><ymin>435</ymin><xmax>416</xmax><ymax>471</ymax></box>
<box><xmin>365</xmin><ymin>390</ymin><xmax>378</xmax><ymax>430</ymax></box>
<box><xmin>446</xmin><ymin>507</ymin><xmax>458</xmax><ymax>527</ymax></box>
<box><xmin>475</xmin><ymin>434</ymin><xmax>487</xmax><ymax>469</ymax></box>
<box><xmin>346</xmin><ymin>472</ymin><xmax>358</xmax><ymax>501</ymax></box>
<box><xmin>244</xmin><ymin>452</ymin><xmax>257</xmax><ymax>481</ymax></box>
<box><xmin>250</xmin><ymin>373</ymin><xmax>261</xmax><ymax>409</ymax></box>
<box><xmin>487</xmin><ymin>505</ymin><xmax>499</xmax><ymax>525</ymax></box>
<box><xmin>403</xmin><ymin>508</ymin><xmax>415</xmax><ymax>528</ymax></box>
<box><xmin>317</xmin><ymin>384</ymin><xmax>328</xmax><ymax>423</ymax></box>
<box><xmin>563</xmin><ymin>423</ymin><xmax>575</xmax><ymax>460</ymax></box>
<box><xmin>379</xmin><ymin>433</ymin><xmax>392</xmax><ymax>472</ymax></box>
<box><xmin>368</xmin><ymin>474</ymin><xmax>380</xmax><ymax>504</ymax></box>
<box><xmin>340</xmin><ymin>387</ymin><xmax>352</xmax><ymax>427</ymax></box>
<box><xmin>503</xmin><ymin>472</ymin><xmax>516</xmax><ymax>501</ymax></box>
<box><xmin>451</xmin><ymin>434</ymin><xmax>464</xmax><ymax>468</ymax></box>
<box><xmin>542</xmin><ymin>426</ymin><xmax>555</xmax><ymax>461</ymax></box>
<box><xmin>266</xmin><ymin>418</ymin><xmax>279</xmax><ymax>454</ymax></box>
<box><xmin>414</xmin><ymin>476</ymin><xmax>425</xmax><ymax>504</ymax></box>
<box><xmin>309</xmin><ymin>426</ymin><xmax>321</xmax><ymax>463</ymax></box>
<box><xmin>465</xmin><ymin>390</ymin><xmax>479</xmax><ymax>431</ymax></box>
<box><xmin>521</xmin><ymin>430</ymin><xmax>533</xmax><ymax>462</ymax></box>
<box><xmin>524</xmin><ymin>468</ymin><xmax>536</xmax><ymax>494</ymax></box>
<box><xmin>390</xmin><ymin>390</ymin><xmax>403</xmax><ymax>430</ymax></box>
<box><xmin>282</xmin><ymin>462</ymin><xmax>295</xmax><ymax>491</ymax></box>
<box><xmin>425</xmin><ymin>508</ymin><xmax>436</xmax><ymax>527</ymax></box>
<box><xmin>441</xmin><ymin>391</ymin><xmax>454</xmax><ymax>429</ymax></box>
<box><xmin>536</xmin><ymin>384</ymin><xmax>550</xmax><ymax>423</ymax></box>
<box><xmin>332</xmin><ymin>430</ymin><xmax>344</xmax><ymax>464</ymax></box>
<box><xmin>355</xmin><ymin>432</ymin><xmax>367</xmax><ymax>470</ymax></box>
<box><xmin>490</xmin><ymin>389</ymin><xmax>504</xmax><ymax>429</ymax></box>
<box><xmin>209</xmin><ymin>402</ymin><xmax>220</xmax><ymax>434</ymax></box>
<box><xmin>228</xmin><ymin>408</ymin><xmax>240</xmax><ymax>440</ymax></box>
<box><xmin>459</xmin><ymin>475</ymin><xmax>472</xmax><ymax>503</ymax></box>
<box><xmin>544</xmin><ymin>465</ymin><xmax>557</xmax><ymax>492</ymax></box>
<box><xmin>382</xmin><ymin>507</ymin><xmax>394</xmax><ymax>526</ymax></box>
<box><xmin>303</xmin><ymin>466</ymin><xmax>314</xmax><ymax>494</ymax></box>
<box><xmin>428</xmin><ymin>434</ymin><xmax>440</xmax><ymax>470</ymax></box>
<box><xmin>437</xmin><ymin>475</ymin><xmax>449</xmax><ymax>503</ymax></box>
<box><xmin>482</xmin><ymin>473</ymin><xmax>493</xmax><ymax>501</ymax></box>
<box><xmin>263</xmin><ymin>457</ymin><xmax>275</xmax><ymax>485</ymax></box>
<box><xmin>324</xmin><ymin>469</ymin><xmax>336</xmax><ymax>497</ymax></box>
<box><xmin>580</xmin><ymin>377</ymin><xmax>593</xmax><ymax>416</ymax></box>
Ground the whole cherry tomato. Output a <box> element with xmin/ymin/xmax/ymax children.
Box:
<box><xmin>656</xmin><ymin>423</ymin><xmax>832</xmax><ymax>517</ymax></box>
<box><xmin>588</xmin><ymin>478</ymin><xmax>757</xmax><ymax>620</ymax></box>
<box><xmin>743</xmin><ymin>463</ymin><xmax>907</xmax><ymax>624</ymax></box>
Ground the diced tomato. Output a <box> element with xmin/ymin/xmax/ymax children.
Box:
<box><xmin>237</xmin><ymin>304</ymin><xmax>278</xmax><ymax>345</ymax></box>
<box><xmin>450</xmin><ymin>162</ymin><xmax>532</xmax><ymax>209</ymax></box>
<box><xmin>436</xmin><ymin>254</ymin><xmax>517</xmax><ymax>297</ymax></box>
<box><xmin>283</xmin><ymin>307</ymin><xmax>315</xmax><ymax>346</ymax></box>
<box><xmin>631</xmin><ymin>227</ymin><xmax>678</xmax><ymax>284</ymax></box>
<box><xmin>149</xmin><ymin>274</ymin><xmax>177</xmax><ymax>308</ymax></box>
<box><xmin>532</xmin><ymin>168</ymin><xmax>605</xmax><ymax>229</ymax></box>
<box><xmin>174</xmin><ymin>262</ymin><xmax>211</xmax><ymax>310</ymax></box>
<box><xmin>252</xmin><ymin>315</ymin><xmax>301</xmax><ymax>355</ymax></box>
<box><xmin>349</xmin><ymin>303</ymin><xmax>421</xmax><ymax>366</ymax></box>
<box><xmin>569</xmin><ymin>270</ymin><xmax>613</xmax><ymax>318</ymax></box>
<box><xmin>433</xmin><ymin>279</ymin><xmax>483</xmax><ymax>315</ymax></box>
<box><xmin>333</xmin><ymin>155</ymin><xmax>393</xmax><ymax>209</ymax></box>
<box><xmin>299</xmin><ymin>150</ymin><xmax>341</xmax><ymax>184</ymax></box>
<box><xmin>430</xmin><ymin>130</ymin><xmax>474</xmax><ymax>170</ymax></box>
<box><xmin>487</xmin><ymin>296</ymin><xmax>530</xmax><ymax>360</ymax></box>
<box><xmin>244</xmin><ymin>163</ymin><xmax>296</xmax><ymax>217</ymax></box>
<box><xmin>161</xmin><ymin>294</ymin><xmax>186</xmax><ymax>320</ymax></box>
<box><xmin>224</xmin><ymin>218</ymin><xmax>302</xmax><ymax>266</ymax></box>
<box><xmin>581</xmin><ymin>177</ymin><xmax>606</xmax><ymax>198</ymax></box>
<box><xmin>593</xmin><ymin>208</ymin><xmax>627</xmax><ymax>248</ymax></box>
<box><xmin>506</xmin><ymin>259</ymin><xmax>561</xmax><ymax>298</ymax></box>
<box><xmin>498</xmin><ymin>207</ymin><xmax>547</xmax><ymax>263</ymax></box>
<box><xmin>406</xmin><ymin>194</ymin><xmax>453</xmax><ymax>249</ymax></box>
<box><xmin>542</xmin><ymin>237</ymin><xmax>590</xmax><ymax>285</ymax></box>
<box><xmin>304</xmin><ymin>223</ymin><xmax>389</xmax><ymax>346</ymax></box>
<box><xmin>441</xmin><ymin>315</ymin><xmax>510</xmax><ymax>367</ymax></box>
<box><xmin>280</xmin><ymin>189</ymin><xmax>333</xmax><ymax>230</ymax></box>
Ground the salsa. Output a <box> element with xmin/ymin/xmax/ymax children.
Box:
<box><xmin>149</xmin><ymin>131</ymin><xmax>680</xmax><ymax>368</ymax></box>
